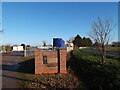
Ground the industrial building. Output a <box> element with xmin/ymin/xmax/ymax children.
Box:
<box><xmin>65</xmin><ymin>40</ymin><xmax>74</xmax><ymax>47</ymax></box>
<box><xmin>37</xmin><ymin>38</ymin><xmax>73</xmax><ymax>52</ymax></box>
<box><xmin>53</xmin><ymin>38</ymin><xmax>65</xmax><ymax>48</ymax></box>
<box><xmin>37</xmin><ymin>38</ymin><xmax>65</xmax><ymax>51</ymax></box>
<box><xmin>37</xmin><ymin>45</ymin><xmax>53</xmax><ymax>51</ymax></box>
<box><xmin>12</xmin><ymin>45</ymin><xmax>24</xmax><ymax>51</ymax></box>
<box><xmin>65</xmin><ymin>40</ymin><xmax>74</xmax><ymax>52</ymax></box>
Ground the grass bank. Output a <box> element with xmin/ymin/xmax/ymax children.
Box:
<box><xmin>67</xmin><ymin>49</ymin><xmax>120</xmax><ymax>90</ymax></box>
<box><xmin>18</xmin><ymin>56</ymin><xmax>86</xmax><ymax>89</ymax></box>
<box><xmin>106</xmin><ymin>46</ymin><xmax>120</xmax><ymax>52</ymax></box>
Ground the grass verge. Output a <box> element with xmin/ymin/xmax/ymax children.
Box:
<box><xmin>17</xmin><ymin>56</ymin><xmax>86</xmax><ymax>89</ymax></box>
<box><xmin>67</xmin><ymin>49</ymin><xmax>120</xmax><ymax>90</ymax></box>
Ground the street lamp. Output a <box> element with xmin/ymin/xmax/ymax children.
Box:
<box><xmin>24</xmin><ymin>45</ymin><xmax>26</xmax><ymax>57</ymax></box>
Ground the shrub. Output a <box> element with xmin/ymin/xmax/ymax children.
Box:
<box><xmin>68</xmin><ymin>49</ymin><xmax>120</xmax><ymax>90</ymax></box>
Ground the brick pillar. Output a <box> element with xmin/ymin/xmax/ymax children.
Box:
<box><xmin>35</xmin><ymin>49</ymin><xmax>42</xmax><ymax>74</ymax></box>
<box><xmin>59</xmin><ymin>48</ymin><xmax>67</xmax><ymax>73</ymax></box>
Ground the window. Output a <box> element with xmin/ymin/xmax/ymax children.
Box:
<box><xmin>43</xmin><ymin>55</ymin><xmax>47</xmax><ymax>64</ymax></box>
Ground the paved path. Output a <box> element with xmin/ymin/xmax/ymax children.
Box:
<box><xmin>2</xmin><ymin>51</ymin><xmax>24</xmax><ymax>89</ymax></box>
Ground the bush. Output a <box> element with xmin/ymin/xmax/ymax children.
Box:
<box><xmin>68</xmin><ymin>49</ymin><xmax>120</xmax><ymax>90</ymax></box>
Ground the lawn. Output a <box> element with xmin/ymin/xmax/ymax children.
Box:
<box><xmin>106</xmin><ymin>46</ymin><xmax>120</xmax><ymax>52</ymax></box>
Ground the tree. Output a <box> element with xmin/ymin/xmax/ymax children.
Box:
<box><xmin>69</xmin><ymin>37</ymin><xmax>75</xmax><ymax>42</ymax></box>
<box><xmin>86</xmin><ymin>38</ymin><xmax>92</xmax><ymax>46</ymax></box>
<box><xmin>5</xmin><ymin>45</ymin><xmax>12</xmax><ymax>51</ymax></box>
<box><xmin>82</xmin><ymin>37</ymin><xmax>92</xmax><ymax>47</ymax></box>
<box><xmin>73</xmin><ymin>35</ymin><xmax>92</xmax><ymax>47</ymax></box>
<box><xmin>0</xmin><ymin>22</ymin><xmax>4</xmax><ymax>33</ymax></box>
<box><xmin>0</xmin><ymin>30</ymin><xmax>4</xmax><ymax>46</ymax></box>
<box><xmin>26</xmin><ymin>45</ymin><xmax>30</xmax><ymax>47</ymax></box>
<box><xmin>82</xmin><ymin>37</ymin><xmax>86</xmax><ymax>47</ymax></box>
<box><xmin>0</xmin><ymin>30</ymin><xmax>4</xmax><ymax>32</ymax></box>
<box><xmin>88</xmin><ymin>17</ymin><xmax>113</xmax><ymax>64</ymax></box>
<box><xmin>21</xmin><ymin>44</ymin><xmax>25</xmax><ymax>50</ymax></box>
<box><xmin>43</xmin><ymin>41</ymin><xmax>47</xmax><ymax>46</ymax></box>
<box><xmin>112</xmin><ymin>41</ymin><xmax>120</xmax><ymax>47</ymax></box>
<box><xmin>73</xmin><ymin>35</ymin><xmax>82</xmax><ymax>47</ymax></box>
<box><xmin>26</xmin><ymin>45</ymin><xmax>30</xmax><ymax>50</ymax></box>
<box><xmin>93</xmin><ymin>42</ymin><xmax>100</xmax><ymax>47</ymax></box>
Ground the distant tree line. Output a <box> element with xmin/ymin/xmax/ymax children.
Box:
<box><xmin>72</xmin><ymin>35</ymin><xmax>92</xmax><ymax>47</ymax></box>
<box><xmin>5</xmin><ymin>45</ymin><xmax>12</xmax><ymax>51</ymax></box>
<box><xmin>112</xmin><ymin>41</ymin><xmax>120</xmax><ymax>47</ymax></box>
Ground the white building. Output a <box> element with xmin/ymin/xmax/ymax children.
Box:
<box><xmin>37</xmin><ymin>45</ymin><xmax>53</xmax><ymax>50</ymax></box>
<box><xmin>65</xmin><ymin>40</ymin><xmax>74</xmax><ymax>52</ymax></box>
<box><xmin>65</xmin><ymin>40</ymin><xmax>74</xmax><ymax>47</ymax></box>
<box><xmin>12</xmin><ymin>45</ymin><xmax>24</xmax><ymax>51</ymax></box>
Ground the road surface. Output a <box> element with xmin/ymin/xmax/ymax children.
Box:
<box><xmin>2</xmin><ymin>51</ymin><xmax>24</xmax><ymax>89</ymax></box>
<box><xmin>81</xmin><ymin>48</ymin><xmax>119</xmax><ymax>56</ymax></box>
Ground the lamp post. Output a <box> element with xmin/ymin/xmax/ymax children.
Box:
<box><xmin>24</xmin><ymin>45</ymin><xmax>26</xmax><ymax>57</ymax></box>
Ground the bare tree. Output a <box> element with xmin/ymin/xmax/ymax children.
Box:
<box><xmin>88</xmin><ymin>17</ymin><xmax>113</xmax><ymax>64</ymax></box>
<box><xmin>0</xmin><ymin>22</ymin><xmax>4</xmax><ymax>33</ymax></box>
<box><xmin>0</xmin><ymin>30</ymin><xmax>4</xmax><ymax>32</ymax></box>
<box><xmin>0</xmin><ymin>30</ymin><xmax>4</xmax><ymax>46</ymax></box>
<box><xmin>43</xmin><ymin>41</ymin><xmax>47</xmax><ymax>46</ymax></box>
<box><xmin>0</xmin><ymin>22</ymin><xmax>4</xmax><ymax>47</ymax></box>
<box><xmin>69</xmin><ymin>37</ymin><xmax>75</xmax><ymax>42</ymax></box>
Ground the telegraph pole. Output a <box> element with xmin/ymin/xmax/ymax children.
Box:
<box><xmin>24</xmin><ymin>45</ymin><xmax>26</xmax><ymax>57</ymax></box>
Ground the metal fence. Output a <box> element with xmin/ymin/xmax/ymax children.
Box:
<box><xmin>24</xmin><ymin>50</ymin><xmax>35</xmax><ymax>57</ymax></box>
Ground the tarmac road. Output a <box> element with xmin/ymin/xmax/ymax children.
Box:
<box><xmin>81</xmin><ymin>47</ymin><xmax>119</xmax><ymax>56</ymax></box>
<box><xmin>2</xmin><ymin>51</ymin><xmax>24</xmax><ymax>89</ymax></box>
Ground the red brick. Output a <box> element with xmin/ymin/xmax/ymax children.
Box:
<box><xmin>35</xmin><ymin>48</ymin><xmax>67</xmax><ymax>74</ymax></box>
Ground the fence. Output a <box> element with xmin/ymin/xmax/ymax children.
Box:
<box><xmin>24</xmin><ymin>50</ymin><xmax>35</xmax><ymax>57</ymax></box>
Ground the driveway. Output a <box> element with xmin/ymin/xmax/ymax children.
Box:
<box><xmin>2</xmin><ymin>51</ymin><xmax>24</xmax><ymax>89</ymax></box>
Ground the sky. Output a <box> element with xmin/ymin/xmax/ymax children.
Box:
<box><xmin>2</xmin><ymin>2</ymin><xmax>118</xmax><ymax>46</ymax></box>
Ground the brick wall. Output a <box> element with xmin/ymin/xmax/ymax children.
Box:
<box><xmin>59</xmin><ymin>49</ymin><xmax>67</xmax><ymax>73</ymax></box>
<box><xmin>35</xmin><ymin>48</ymin><xmax>67</xmax><ymax>74</ymax></box>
